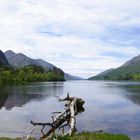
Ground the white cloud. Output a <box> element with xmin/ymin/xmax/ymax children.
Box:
<box><xmin>0</xmin><ymin>0</ymin><xmax>140</xmax><ymax>78</ymax></box>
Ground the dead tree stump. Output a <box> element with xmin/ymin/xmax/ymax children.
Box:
<box><xmin>26</xmin><ymin>93</ymin><xmax>85</xmax><ymax>140</ymax></box>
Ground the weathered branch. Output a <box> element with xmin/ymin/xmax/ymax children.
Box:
<box><xmin>31</xmin><ymin>120</ymin><xmax>53</xmax><ymax>127</ymax></box>
<box><xmin>55</xmin><ymin>93</ymin><xmax>74</xmax><ymax>102</ymax></box>
<box><xmin>26</xmin><ymin>94</ymin><xmax>85</xmax><ymax>140</ymax></box>
<box><xmin>68</xmin><ymin>97</ymin><xmax>78</xmax><ymax>135</ymax></box>
<box><xmin>26</xmin><ymin>125</ymin><xmax>36</xmax><ymax>140</ymax></box>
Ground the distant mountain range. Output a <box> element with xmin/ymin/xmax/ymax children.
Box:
<box><xmin>5</xmin><ymin>50</ymin><xmax>55</xmax><ymax>70</ymax></box>
<box><xmin>0</xmin><ymin>50</ymin><xmax>82</xmax><ymax>80</ymax></box>
<box><xmin>64</xmin><ymin>73</ymin><xmax>83</xmax><ymax>80</ymax></box>
<box><xmin>0</xmin><ymin>50</ymin><xmax>10</xmax><ymax>67</ymax></box>
<box><xmin>88</xmin><ymin>54</ymin><xmax>140</xmax><ymax>80</ymax></box>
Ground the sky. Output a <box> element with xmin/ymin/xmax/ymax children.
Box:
<box><xmin>0</xmin><ymin>0</ymin><xmax>140</xmax><ymax>78</ymax></box>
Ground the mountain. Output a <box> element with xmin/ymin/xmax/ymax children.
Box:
<box><xmin>64</xmin><ymin>73</ymin><xmax>84</xmax><ymax>80</ymax></box>
<box><xmin>88</xmin><ymin>68</ymin><xmax>115</xmax><ymax>80</ymax></box>
<box><xmin>88</xmin><ymin>55</ymin><xmax>140</xmax><ymax>80</ymax></box>
<box><xmin>5</xmin><ymin>50</ymin><xmax>54</xmax><ymax>70</ymax></box>
<box><xmin>95</xmin><ymin>68</ymin><xmax>114</xmax><ymax>77</ymax></box>
<box><xmin>0</xmin><ymin>50</ymin><xmax>10</xmax><ymax>67</ymax></box>
<box><xmin>5</xmin><ymin>50</ymin><xmax>82</xmax><ymax>80</ymax></box>
<box><xmin>122</xmin><ymin>55</ymin><xmax>140</xmax><ymax>67</ymax></box>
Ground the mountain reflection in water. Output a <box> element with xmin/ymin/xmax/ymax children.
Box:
<box><xmin>0</xmin><ymin>81</ymin><xmax>140</xmax><ymax>140</ymax></box>
<box><xmin>0</xmin><ymin>82</ymin><xmax>64</xmax><ymax>110</ymax></box>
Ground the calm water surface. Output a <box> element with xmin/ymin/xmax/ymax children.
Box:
<box><xmin>0</xmin><ymin>80</ymin><xmax>140</xmax><ymax>140</ymax></box>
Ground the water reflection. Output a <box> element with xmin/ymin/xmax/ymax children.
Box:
<box><xmin>0</xmin><ymin>81</ymin><xmax>140</xmax><ymax>140</ymax></box>
<box><xmin>0</xmin><ymin>82</ymin><xmax>64</xmax><ymax>110</ymax></box>
<box><xmin>124</xmin><ymin>85</ymin><xmax>140</xmax><ymax>106</ymax></box>
<box><xmin>107</xmin><ymin>82</ymin><xmax>140</xmax><ymax>106</ymax></box>
<box><xmin>0</xmin><ymin>89</ymin><xmax>8</xmax><ymax>109</ymax></box>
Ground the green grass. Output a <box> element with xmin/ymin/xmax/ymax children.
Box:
<box><xmin>0</xmin><ymin>133</ymin><xmax>131</xmax><ymax>140</ymax></box>
<box><xmin>56</xmin><ymin>132</ymin><xmax>131</xmax><ymax>140</ymax></box>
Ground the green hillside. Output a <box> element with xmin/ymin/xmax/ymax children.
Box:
<box><xmin>89</xmin><ymin>55</ymin><xmax>140</xmax><ymax>81</ymax></box>
<box><xmin>0</xmin><ymin>65</ymin><xmax>65</xmax><ymax>85</ymax></box>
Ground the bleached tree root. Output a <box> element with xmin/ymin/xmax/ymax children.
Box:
<box><xmin>26</xmin><ymin>93</ymin><xmax>85</xmax><ymax>140</ymax></box>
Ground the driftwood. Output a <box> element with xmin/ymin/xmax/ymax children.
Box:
<box><xmin>26</xmin><ymin>93</ymin><xmax>85</xmax><ymax>140</ymax></box>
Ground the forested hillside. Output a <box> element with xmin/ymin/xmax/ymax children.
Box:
<box><xmin>0</xmin><ymin>65</ymin><xmax>65</xmax><ymax>85</ymax></box>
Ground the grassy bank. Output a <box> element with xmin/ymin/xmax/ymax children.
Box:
<box><xmin>0</xmin><ymin>132</ymin><xmax>131</xmax><ymax>140</ymax></box>
<box><xmin>58</xmin><ymin>132</ymin><xmax>131</xmax><ymax>140</ymax></box>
